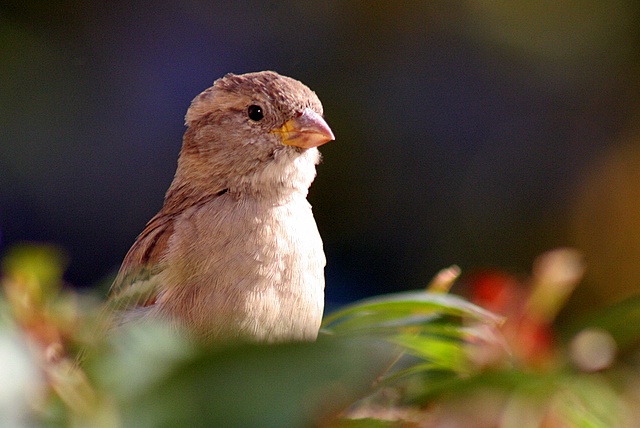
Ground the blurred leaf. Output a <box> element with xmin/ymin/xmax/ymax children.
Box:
<box><xmin>409</xmin><ymin>369</ymin><xmax>555</xmax><ymax>404</ymax></box>
<box><xmin>330</xmin><ymin>418</ymin><xmax>398</xmax><ymax>428</ymax></box>
<box><xmin>2</xmin><ymin>243</ymin><xmax>68</xmax><ymax>306</ymax></box>
<box><xmin>93</xmin><ymin>331</ymin><xmax>397</xmax><ymax>428</ymax></box>
<box><xmin>561</xmin><ymin>295</ymin><xmax>640</xmax><ymax>351</ymax></box>
<box><xmin>322</xmin><ymin>291</ymin><xmax>503</xmax><ymax>335</ymax></box>
<box><xmin>550</xmin><ymin>375</ymin><xmax>630</xmax><ymax>427</ymax></box>
<box><xmin>390</xmin><ymin>333</ymin><xmax>466</xmax><ymax>372</ymax></box>
<box><xmin>0</xmin><ymin>327</ymin><xmax>44</xmax><ymax>428</ymax></box>
<box><xmin>87</xmin><ymin>320</ymin><xmax>195</xmax><ymax>402</ymax></box>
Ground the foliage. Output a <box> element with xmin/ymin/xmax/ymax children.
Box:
<box><xmin>1</xmin><ymin>244</ymin><xmax>639</xmax><ymax>427</ymax></box>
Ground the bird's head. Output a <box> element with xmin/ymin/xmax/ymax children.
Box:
<box><xmin>174</xmin><ymin>71</ymin><xmax>334</xmax><ymax>199</ymax></box>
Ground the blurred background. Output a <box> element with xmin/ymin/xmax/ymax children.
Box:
<box><xmin>1</xmin><ymin>1</ymin><xmax>639</xmax><ymax>313</ymax></box>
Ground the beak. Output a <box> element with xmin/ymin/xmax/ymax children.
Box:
<box><xmin>271</xmin><ymin>108</ymin><xmax>335</xmax><ymax>149</ymax></box>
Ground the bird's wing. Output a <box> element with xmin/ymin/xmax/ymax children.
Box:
<box><xmin>106</xmin><ymin>211</ymin><xmax>174</xmax><ymax>313</ymax></box>
<box><xmin>105</xmin><ymin>187</ymin><xmax>230</xmax><ymax>320</ymax></box>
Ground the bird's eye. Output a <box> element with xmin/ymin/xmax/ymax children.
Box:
<box><xmin>247</xmin><ymin>105</ymin><xmax>264</xmax><ymax>121</ymax></box>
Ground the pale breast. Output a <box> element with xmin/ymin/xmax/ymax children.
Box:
<box><xmin>158</xmin><ymin>193</ymin><xmax>325</xmax><ymax>341</ymax></box>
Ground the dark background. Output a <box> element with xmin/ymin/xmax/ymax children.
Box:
<box><xmin>2</xmin><ymin>1</ymin><xmax>640</xmax><ymax>310</ymax></box>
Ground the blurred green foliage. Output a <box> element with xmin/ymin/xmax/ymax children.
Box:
<box><xmin>1</xmin><ymin>244</ymin><xmax>640</xmax><ymax>427</ymax></box>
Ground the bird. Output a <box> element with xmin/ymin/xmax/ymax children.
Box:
<box><xmin>106</xmin><ymin>71</ymin><xmax>334</xmax><ymax>342</ymax></box>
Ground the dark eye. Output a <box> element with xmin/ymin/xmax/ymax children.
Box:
<box><xmin>247</xmin><ymin>105</ymin><xmax>264</xmax><ymax>121</ymax></box>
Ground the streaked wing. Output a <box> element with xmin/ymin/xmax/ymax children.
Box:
<box><xmin>106</xmin><ymin>212</ymin><xmax>174</xmax><ymax>314</ymax></box>
<box><xmin>105</xmin><ymin>189</ymin><xmax>228</xmax><ymax>316</ymax></box>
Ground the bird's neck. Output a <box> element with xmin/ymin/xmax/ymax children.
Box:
<box><xmin>163</xmin><ymin>147</ymin><xmax>320</xmax><ymax>213</ymax></box>
<box><xmin>227</xmin><ymin>147</ymin><xmax>320</xmax><ymax>200</ymax></box>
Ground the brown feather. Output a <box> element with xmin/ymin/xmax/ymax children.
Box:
<box><xmin>107</xmin><ymin>213</ymin><xmax>173</xmax><ymax>310</ymax></box>
<box><xmin>108</xmin><ymin>188</ymin><xmax>228</xmax><ymax>311</ymax></box>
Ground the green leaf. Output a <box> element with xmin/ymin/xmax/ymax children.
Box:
<box><xmin>88</xmin><ymin>323</ymin><xmax>398</xmax><ymax>428</ymax></box>
<box><xmin>391</xmin><ymin>333</ymin><xmax>467</xmax><ymax>371</ymax></box>
<box><xmin>322</xmin><ymin>291</ymin><xmax>503</xmax><ymax>336</ymax></box>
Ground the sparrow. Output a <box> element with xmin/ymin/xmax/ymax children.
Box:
<box><xmin>107</xmin><ymin>71</ymin><xmax>334</xmax><ymax>342</ymax></box>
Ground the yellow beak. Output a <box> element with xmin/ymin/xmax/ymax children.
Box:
<box><xmin>271</xmin><ymin>108</ymin><xmax>335</xmax><ymax>149</ymax></box>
